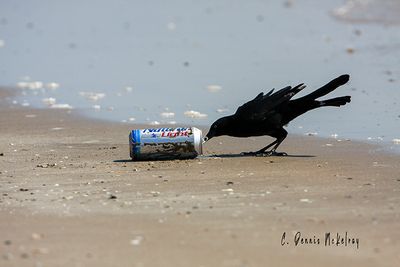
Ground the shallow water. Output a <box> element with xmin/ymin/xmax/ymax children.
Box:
<box><xmin>1</xmin><ymin>0</ymin><xmax>399</xmax><ymax>151</ymax></box>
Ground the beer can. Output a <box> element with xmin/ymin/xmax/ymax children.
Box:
<box><xmin>129</xmin><ymin>127</ymin><xmax>203</xmax><ymax>160</ymax></box>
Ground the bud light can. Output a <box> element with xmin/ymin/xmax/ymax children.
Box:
<box><xmin>129</xmin><ymin>127</ymin><xmax>203</xmax><ymax>160</ymax></box>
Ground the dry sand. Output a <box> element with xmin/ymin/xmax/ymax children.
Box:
<box><xmin>0</xmin><ymin>92</ymin><xmax>399</xmax><ymax>267</ymax></box>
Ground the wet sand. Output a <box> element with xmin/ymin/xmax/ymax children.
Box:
<box><xmin>0</xmin><ymin>95</ymin><xmax>399</xmax><ymax>267</ymax></box>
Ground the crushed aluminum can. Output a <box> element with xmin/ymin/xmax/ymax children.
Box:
<box><xmin>129</xmin><ymin>127</ymin><xmax>203</xmax><ymax>160</ymax></box>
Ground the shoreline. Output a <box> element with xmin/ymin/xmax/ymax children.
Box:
<box><xmin>1</xmin><ymin>89</ymin><xmax>400</xmax><ymax>267</ymax></box>
<box><xmin>3</xmin><ymin>87</ymin><xmax>399</xmax><ymax>157</ymax></box>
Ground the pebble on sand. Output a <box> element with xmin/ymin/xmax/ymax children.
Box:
<box><xmin>222</xmin><ymin>188</ymin><xmax>234</xmax><ymax>192</ymax></box>
<box><xmin>31</xmin><ymin>232</ymin><xmax>43</xmax><ymax>240</ymax></box>
<box><xmin>37</xmin><ymin>163</ymin><xmax>57</xmax><ymax>168</ymax></box>
<box><xmin>32</xmin><ymin>247</ymin><xmax>49</xmax><ymax>255</ymax></box>
<box><xmin>130</xmin><ymin>235</ymin><xmax>144</xmax><ymax>246</ymax></box>
<box><xmin>151</xmin><ymin>191</ymin><xmax>160</xmax><ymax>197</ymax></box>
<box><xmin>20</xmin><ymin>252</ymin><xmax>29</xmax><ymax>259</ymax></box>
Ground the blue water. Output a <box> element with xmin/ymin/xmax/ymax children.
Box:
<box><xmin>1</xmin><ymin>0</ymin><xmax>399</xmax><ymax>151</ymax></box>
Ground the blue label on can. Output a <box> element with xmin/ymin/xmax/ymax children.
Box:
<box><xmin>131</xmin><ymin>129</ymin><xmax>141</xmax><ymax>157</ymax></box>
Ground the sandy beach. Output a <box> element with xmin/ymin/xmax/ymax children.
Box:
<box><xmin>0</xmin><ymin>90</ymin><xmax>399</xmax><ymax>267</ymax></box>
<box><xmin>2</xmin><ymin>0</ymin><xmax>400</xmax><ymax>266</ymax></box>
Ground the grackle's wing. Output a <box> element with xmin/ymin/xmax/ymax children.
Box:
<box><xmin>234</xmin><ymin>83</ymin><xmax>305</xmax><ymax>121</ymax></box>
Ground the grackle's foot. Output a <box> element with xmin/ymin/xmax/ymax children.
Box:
<box><xmin>269</xmin><ymin>151</ymin><xmax>288</xmax><ymax>156</ymax></box>
<box><xmin>240</xmin><ymin>151</ymin><xmax>288</xmax><ymax>157</ymax></box>
<box><xmin>240</xmin><ymin>151</ymin><xmax>271</xmax><ymax>157</ymax></box>
<box><xmin>240</xmin><ymin>151</ymin><xmax>255</xmax><ymax>156</ymax></box>
<box><xmin>240</xmin><ymin>151</ymin><xmax>269</xmax><ymax>157</ymax></box>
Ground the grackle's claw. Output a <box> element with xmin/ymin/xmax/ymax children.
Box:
<box><xmin>240</xmin><ymin>150</ymin><xmax>287</xmax><ymax>157</ymax></box>
<box><xmin>270</xmin><ymin>151</ymin><xmax>288</xmax><ymax>156</ymax></box>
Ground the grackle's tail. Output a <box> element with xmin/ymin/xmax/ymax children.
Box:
<box><xmin>319</xmin><ymin>96</ymin><xmax>351</xmax><ymax>107</ymax></box>
<box><xmin>303</xmin><ymin>74</ymin><xmax>350</xmax><ymax>100</ymax></box>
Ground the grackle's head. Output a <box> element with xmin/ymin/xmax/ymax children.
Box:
<box><xmin>204</xmin><ymin>116</ymin><xmax>232</xmax><ymax>142</ymax></box>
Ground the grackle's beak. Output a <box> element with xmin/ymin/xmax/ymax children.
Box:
<box><xmin>203</xmin><ymin>131</ymin><xmax>214</xmax><ymax>143</ymax></box>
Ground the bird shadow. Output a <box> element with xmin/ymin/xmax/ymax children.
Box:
<box><xmin>113</xmin><ymin>159</ymin><xmax>132</xmax><ymax>163</ymax></box>
<box><xmin>113</xmin><ymin>153</ymin><xmax>315</xmax><ymax>162</ymax></box>
<box><xmin>201</xmin><ymin>153</ymin><xmax>315</xmax><ymax>158</ymax></box>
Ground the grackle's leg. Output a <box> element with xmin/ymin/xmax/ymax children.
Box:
<box><xmin>241</xmin><ymin>128</ymin><xmax>288</xmax><ymax>156</ymax></box>
<box><xmin>255</xmin><ymin>139</ymin><xmax>278</xmax><ymax>154</ymax></box>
